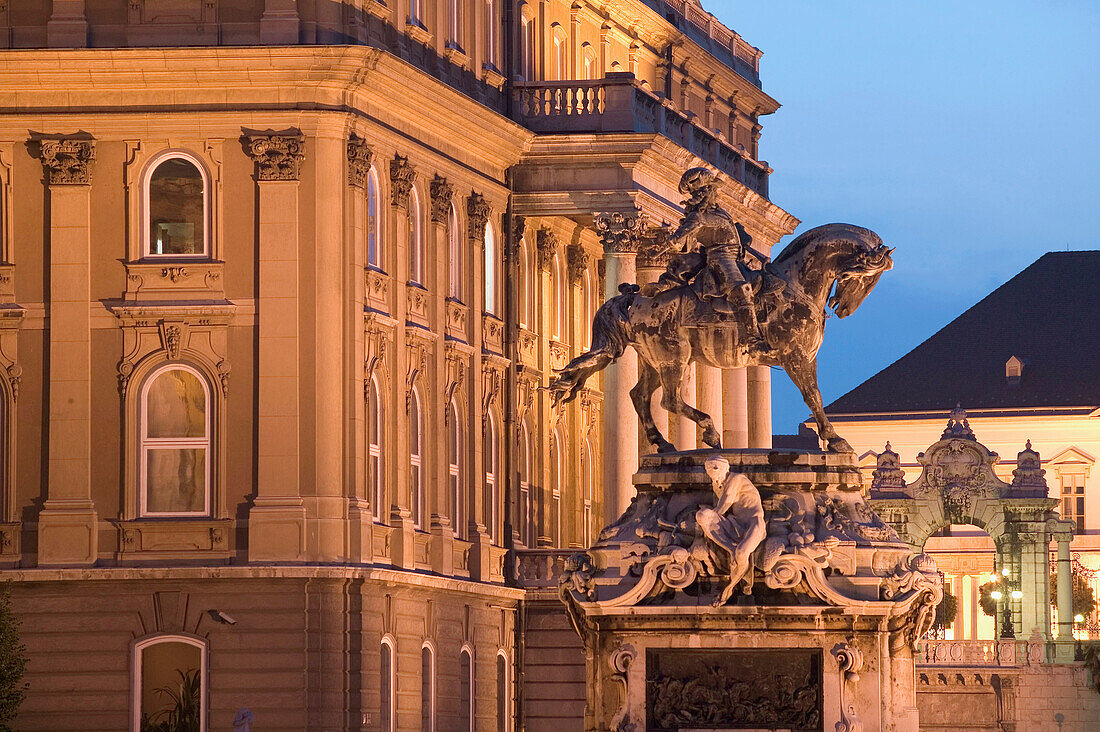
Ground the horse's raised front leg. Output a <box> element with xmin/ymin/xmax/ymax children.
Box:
<box><xmin>631</xmin><ymin>360</ymin><xmax>674</xmax><ymax>453</ymax></box>
<box><xmin>659</xmin><ymin>365</ymin><xmax>722</xmax><ymax>449</ymax></box>
<box><xmin>782</xmin><ymin>354</ymin><xmax>853</xmax><ymax>453</ymax></box>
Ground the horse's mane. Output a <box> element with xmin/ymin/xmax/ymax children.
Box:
<box><xmin>771</xmin><ymin>223</ymin><xmax>880</xmax><ymax>266</ymax></box>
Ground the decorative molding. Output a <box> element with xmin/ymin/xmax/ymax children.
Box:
<box><xmin>389</xmin><ymin>154</ymin><xmax>415</xmax><ymax>209</ymax></box>
<box><xmin>566</xmin><ymin>244</ymin><xmax>591</xmax><ymax>285</ymax></box>
<box><xmin>637</xmin><ymin>223</ymin><xmax>675</xmax><ymax>268</ymax></box>
<box><xmin>833</xmin><ymin>641</ymin><xmax>865</xmax><ymax>732</ymax></box>
<box><xmin>467</xmin><ymin>192</ymin><xmax>491</xmax><ymax>241</ymax></box>
<box><xmin>535</xmin><ymin>228</ymin><xmax>558</xmax><ymax>272</ymax></box>
<box><xmin>244</xmin><ymin>132</ymin><xmax>305</xmax><ymax>181</ymax></box>
<box><xmin>346</xmin><ymin>134</ymin><xmax>374</xmax><ymax>189</ymax></box>
<box><xmin>158</xmin><ymin>321</ymin><xmax>185</xmax><ymax>360</ymax></box>
<box><xmin>39</xmin><ymin>138</ymin><xmax>96</xmax><ymax>185</ymax></box>
<box><xmin>405</xmin><ymin>332</ymin><xmax>429</xmax><ymax>413</ymax></box>
<box><xmin>594</xmin><ymin>210</ymin><xmax>645</xmax><ymax>254</ymax></box>
<box><xmin>429</xmin><ymin>175</ymin><xmax>454</xmax><ymax>225</ymax></box>
<box><xmin>443</xmin><ymin>350</ymin><xmax>467</xmax><ymax>413</ymax></box>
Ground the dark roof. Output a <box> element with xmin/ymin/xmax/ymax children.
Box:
<box><xmin>826</xmin><ymin>251</ymin><xmax>1100</xmax><ymax>414</ymax></box>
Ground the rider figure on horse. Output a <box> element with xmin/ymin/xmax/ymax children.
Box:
<box><xmin>648</xmin><ymin>167</ymin><xmax>773</xmax><ymax>357</ymax></box>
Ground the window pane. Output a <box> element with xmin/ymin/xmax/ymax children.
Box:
<box><xmin>460</xmin><ymin>652</ymin><xmax>472</xmax><ymax>732</ymax></box>
<box><xmin>381</xmin><ymin>644</ymin><xmax>393</xmax><ymax>732</ymax></box>
<box><xmin>140</xmin><ymin>641</ymin><xmax>202</xmax><ymax>731</ymax></box>
<box><xmin>422</xmin><ymin>648</ymin><xmax>434</xmax><ymax>730</ymax></box>
<box><xmin>496</xmin><ymin>655</ymin><xmax>507</xmax><ymax>732</ymax></box>
<box><xmin>149</xmin><ymin>158</ymin><xmax>204</xmax><ymax>256</ymax></box>
<box><xmin>146</xmin><ymin>370</ymin><xmax>206</xmax><ymax>439</ymax></box>
<box><xmin>146</xmin><ymin>448</ymin><xmax>207</xmax><ymax>513</ymax></box>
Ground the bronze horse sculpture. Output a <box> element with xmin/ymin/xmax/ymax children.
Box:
<box><xmin>549</xmin><ymin>222</ymin><xmax>894</xmax><ymax>453</ymax></box>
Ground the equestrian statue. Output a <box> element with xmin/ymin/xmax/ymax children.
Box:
<box><xmin>549</xmin><ymin>167</ymin><xmax>894</xmax><ymax>453</ymax></box>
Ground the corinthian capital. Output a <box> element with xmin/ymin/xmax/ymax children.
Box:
<box><xmin>244</xmin><ymin>132</ymin><xmax>305</xmax><ymax>181</ymax></box>
<box><xmin>467</xmin><ymin>192</ymin><xmax>491</xmax><ymax>241</ymax></box>
<box><xmin>39</xmin><ymin>138</ymin><xmax>96</xmax><ymax>185</ymax></box>
<box><xmin>536</xmin><ymin>228</ymin><xmax>559</xmax><ymax>271</ymax></box>
<box><xmin>594</xmin><ymin>210</ymin><xmax>646</xmax><ymax>254</ymax></box>
<box><xmin>346</xmin><ymin>134</ymin><xmax>374</xmax><ymax>189</ymax></box>
<box><xmin>430</xmin><ymin>175</ymin><xmax>454</xmax><ymax>224</ymax></box>
<box><xmin>390</xmin><ymin>154</ymin><xmax>416</xmax><ymax>209</ymax></box>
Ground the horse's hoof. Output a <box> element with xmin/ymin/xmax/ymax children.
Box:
<box><xmin>827</xmin><ymin>437</ymin><xmax>855</xmax><ymax>454</ymax></box>
<box><xmin>656</xmin><ymin>442</ymin><xmax>677</xmax><ymax>454</ymax></box>
<box><xmin>702</xmin><ymin>429</ymin><xmax>722</xmax><ymax>449</ymax></box>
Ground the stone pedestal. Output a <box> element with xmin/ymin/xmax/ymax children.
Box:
<box><xmin>559</xmin><ymin>449</ymin><xmax>941</xmax><ymax>732</ymax></box>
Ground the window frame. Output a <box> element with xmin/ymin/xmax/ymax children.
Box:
<box><xmin>131</xmin><ymin>634</ymin><xmax>208</xmax><ymax>732</ymax></box>
<box><xmin>484</xmin><ymin>222</ymin><xmax>498</xmax><ymax>315</ymax></box>
<box><xmin>460</xmin><ymin>644</ymin><xmax>475</xmax><ymax>732</ymax></box>
<box><xmin>484</xmin><ymin>411</ymin><xmax>500</xmax><ymax>544</ymax></box>
<box><xmin>368</xmin><ymin>374</ymin><xmax>386</xmax><ymax>524</ymax></box>
<box><xmin>409</xmin><ymin>186</ymin><xmax>425</xmax><ymax>286</ymax></box>
<box><xmin>449</xmin><ymin>203</ymin><xmax>463</xmax><ymax>301</ymax></box>
<box><xmin>421</xmin><ymin>641</ymin><xmax>437</xmax><ymax>732</ymax></box>
<box><xmin>138</xmin><ymin>363</ymin><xmax>213</xmax><ymax>518</ymax></box>
<box><xmin>381</xmin><ymin>636</ymin><xmax>397</xmax><ymax>732</ymax></box>
<box><xmin>496</xmin><ymin>650</ymin><xmax>511</xmax><ymax>732</ymax></box>
<box><xmin>449</xmin><ymin>399</ymin><xmax>465</xmax><ymax>539</ymax></box>
<box><xmin>367</xmin><ymin>166</ymin><xmax>383</xmax><ymax>270</ymax></box>
<box><xmin>410</xmin><ymin>386</ymin><xmax>425</xmax><ymax>530</ymax></box>
<box><xmin>141</xmin><ymin>150</ymin><xmax>211</xmax><ymax>260</ymax></box>
<box><xmin>1061</xmin><ymin>471</ymin><xmax>1086</xmax><ymax>534</ymax></box>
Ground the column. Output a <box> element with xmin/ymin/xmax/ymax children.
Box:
<box><xmin>36</xmin><ymin>138</ymin><xmax>98</xmax><ymax>566</ymax></box>
<box><xmin>696</xmin><ymin>366</ymin><xmax>723</xmax><ymax>447</ymax></box>
<box><xmin>388</xmin><ymin>154</ymin><xmax>417</xmax><ymax>569</ymax></box>
<box><xmin>1055</xmin><ymin>530</ymin><xmax>1075</xmax><ymax>661</ymax></box>
<box><xmin>260</xmin><ymin>0</ymin><xmax>300</xmax><ymax>44</ymax></box>
<box><xmin>1017</xmin><ymin>526</ymin><xmax>1051</xmax><ymax>641</ymax></box>
<box><xmin>466</xmin><ymin>193</ymin><xmax>493</xmax><ymax>580</ymax></box>
<box><xmin>635</xmin><ymin>247</ymin><xmax>668</xmax><ymax>447</ymax></box>
<box><xmin>722</xmin><ymin>367</ymin><xmax>749</xmax><ymax>448</ymax></box>
<box><xmin>345</xmin><ymin>134</ymin><xmax>374</xmax><ymax>562</ymax></box>
<box><xmin>245</xmin><ymin>132</ymin><xmax>308</xmax><ymax>562</ymax></box>
<box><xmin>747</xmin><ymin>364</ymin><xmax>772</xmax><ymax>448</ymax></box>
<box><xmin>594</xmin><ymin>212</ymin><xmax>640</xmax><ymax>524</ymax></box>
<box><xmin>673</xmin><ymin>365</ymin><xmax>697</xmax><ymax>450</ymax></box>
<box><xmin>429</xmin><ymin>176</ymin><xmax>455</xmax><ymax>574</ymax></box>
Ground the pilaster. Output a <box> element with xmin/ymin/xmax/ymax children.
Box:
<box><xmin>466</xmin><ymin>192</ymin><xmax>493</xmax><ymax>580</ymax></box>
<box><xmin>429</xmin><ymin>175</ymin><xmax>455</xmax><ymax>574</ymax></box>
<box><xmin>36</xmin><ymin>137</ymin><xmax>98</xmax><ymax>566</ymax></box>
<box><xmin>47</xmin><ymin>0</ymin><xmax>88</xmax><ymax>48</ymax></box>
<box><xmin>244</xmin><ymin>131</ymin><xmax>307</xmax><ymax>562</ymax></box>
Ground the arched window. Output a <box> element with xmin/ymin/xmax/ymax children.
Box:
<box><xmin>410</xmin><ymin>0</ymin><xmax>422</xmax><ymax>27</ymax></box>
<box><xmin>520</xmin><ymin>17</ymin><xmax>536</xmax><ymax>80</ymax></box>
<box><xmin>484</xmin><ymin>0</ymin><xmax>498</xmax><ymax>68</ymax></box>
<box><xmin>550</xmin><ymin>427</ymin><xmax>564</xmax><ymax>546</ymax></box>
<box><xmin>484</xmin><ymin>412</ymin><xmax>499</xmax><ymax>544</ymax></box>
<box><xmin>368</xmin><ymin>375</ymin><xmax>385</xmax><ymax>523</ymax></box>
<box><xmin>517</xmin><ymin>238</ymin><xmax>532</xmax><ymax>328</ymax></box>
<box><xmin>550</xmin><ymin>25</ymin><xmax>568</xmax><ymax>80</ymax></box>
<box><xmin>448</xmin><ymin>204</ymin><xmax>462</xmax><ymax>301</ymax></box>
<box><xmin>145</xmin><ymin>153</ymin><xmax>207</xmax><ymax>258</ymax></box>
<box><xmin>422</xmin><ymin>642</ymin><xmax>436</xmax><ymax>732</ymax></box>
<box><xmin>410</xmin><ymin>386</ymin><xmax>425</xmax><ymax>530</ymax></box>
<box><xmin>550</xmin><ymin>253</ymin><xmax>566</xmax><ymax>339</ymax></box>
<box><xmin>447</xmin><ymin>0</ymin><xmax>462</xmax><ymax>48</ymax></box>
<box><xmin>140</xmin><ymin>365</ymin><xmax>211</xmax><ymax>517</ymax></box>
<box><xmin>132</xmin><ymin>635</ymin><xmax>207</xmax><ymax>732</ymax></box>
<box><xmin>580</xmin><ymin>269</ymin><xmax>593</xmax><ymax>348</ymax></box>
<box><xmin>409</xmin><ymin>187</ymin><xmax>424</xmax><ymax>285</ymax></box>
<box><xmin>460</xmin><ymin>646</ymin><xmax>475</xmax><ymax>732</ymax></box>
<box><xmin>519</xmin><ymin>422</ymin><xmax>533</xmax><ymax>547</ymax></box>
<box><xmin>582</xmin><ymin>438</ymin><xmax>595</xmax><ymax>546</ymax></box>
<box><xmin>367</xmin><ymin>166</ymin><xmax>382</xmax><ymax>269</ymax></box>
<box><xmin>484</xmin><ymin>222</ymin><xmax>497</xmax><ymax>315</ymax></box>
<box><xmin>380</xmin><ymin>637</ymin><xmax>396</xmax><ymax>732</ymax></box>
<box><xmin>582</xmin><ymin>42</ymin><xmax>598</xmax><ymax>80</ymax></box>
<box><xmin>496</xmin><ymin>651</ymin><xmax>510</xmax><ymax>732</ymax></box>
<box><xmin>449</xmin><ymin>400</ymin><xmax>465</xmax><ymax>539</ymax></box>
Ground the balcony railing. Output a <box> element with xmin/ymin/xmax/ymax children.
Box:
<box><xmin>515</xmin><ymin>548</ymin><xmax>576</xmax><ymax>590</ymax></box>
<box><xmin>917</xmin><ymin>639</ymin><xmax>1045</xmax><ymax>668</ymax></box>
<box><xmin>512</xmin><ymin>74</ymin><xmax>771</xmax><ymax>198</ymax></box>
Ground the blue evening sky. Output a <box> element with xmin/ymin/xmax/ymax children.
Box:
<box><xmin>708</xmin><ymin>0</ymin><xmax>1100</xmax><ymax>434</ymax></box>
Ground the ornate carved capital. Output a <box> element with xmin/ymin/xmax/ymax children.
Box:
<box><xmin>244</xmin><ymin>133</ymin><xmax>305</xmax><ymax>181</ymax></box>
<box><xmin>536</xmin><ymin>228</ymin><xmax>558</xmax><ymax>271</ymax></box>
<box><xmin>637</xmin><ymin>224</ymin><xmax>674</xmax><ymax>268</ymax></box>
<box><xmin>567</xmin><ymin>244</ymin><xmax>591</xmax><ymax>285</ymax></box>
<box><xmin>346</xmin><ymin>134</ymin><xmax>374</xmax><ymax>189</ymax></box>
<box><xmin>466</xmin><ymin>192</ymin><xmax>491</xmax><ymax>241</ymax></box>
<box><xmin>39</xmin><ymin>138</ymin><xmax>96</xmax><ymax>185</ymax></box>
<box><xmin>389</xmin><ymin>154</ymin><xmax>416</xmax><ymax>209</ymax></box>
<box><xmin>430</xmin><ymin>175</ymin><xmax>454</xmax><ymax>225</ymax></box>
<box><xmin>594</xmin><ymin>210</ymin><xmax>645</xmax><ymax>254</ymax></box>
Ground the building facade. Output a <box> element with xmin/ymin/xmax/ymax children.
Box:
<box><xmin>0</xmin><ymin>1</ymin><xmax>793</xmax><ymax>729</ymax></box>
<box><xmin>821</xmin><ymin>251</ymin><xmax>1100</xmax><ymax>643</ymax></box>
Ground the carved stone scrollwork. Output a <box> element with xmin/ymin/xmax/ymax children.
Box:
<box><xmin>871</xmin><ymin>442</ymin><xmax>907</xmax><ymax>492</ymax></box>
<box><xmin>405</xmin><ymin>334</ymin><xmax>427</xmax><ymax>413</ymax></box>
<box><xmin>509</xmin><ymin>216</ymin><xmax>528</xmax><ymax>263</ymax></box>
<box><xmin>941</xmin><ymin>404</ymin><xmax>976</xmax><ymax>440</ymax></box>
<box><xmin>567</xmin><ymin>244</ymin><xmax>591</xmax><ymax>285</ymax></box>
<box><xmin>443</xmin><ymin>351</ymin><xmax>466</xmax><ymax>414</ymax></box>
<box><xmin>481</xmin><ymin>363</ymin><xmax>502</xmax><ymax>430</ymax></box>
<box><xmin>535</xmin><ymin>228</ymin><xmax>558</xmax><ymax>272</ymax></box>
<box><xmin>346</xmin><ymin>134</ymin><xmax>374</xmax><ymax>189</ymax></box>
<box><xmin>5</xmin><ymin>364</ymin><xmax>20</xmax><ymax>403</ymax></box>
<box><xmin>216</xmin><ymin>360</ymin><xmax>231</xmax><ymax>398</ymax></box>
<box><xmin>364</xmin><ymin>327</ymin><xmax>388</xmax><ymax>395</ymax></box>
<box><xmin>389</xmin><ymin>154</ymin><xmax>415</xmax><ymax>209</ymax></box>
<box><xmin>594</xmin><ymin>210</ymin><xmax>645</xmax><ymax>254</ymax></box>
<box><xmin>608</xmin><ymin>644</ymin><xmax>637</xmax><ymax>732</ymax></box>
<box><xmin>467</xmin><ymin>192</ymin><xmax>491</xmax><ymax>241</ymax></box>
<box><xmin>833</xmin><ymin>641</ymin><xmax>865</xmax><ymax>732</ymax></box>
<box><xmin>244</xmin><ymin>132</ymin><xmax>305</xmax><ymax>181</ymax></box>
<box><xmin>158</xmin><ymin>321</ymin><xmax>185</xmax><ymax>360</ymax></box>
<box><xmin>430</xmin><ymin>175</ymin><xmax>454</xmax><ymax>225</ymax></box>
<box><xmin>1011</xmin><ymin>440</ymin><xmax>1046</xmax><ymax>490</ymax></box>
<box><xmin>39</xmin><ymin>138</ymin><xmax>96</xmax><ymax>185</ymax></box>
<box><xmin>637</xmin><ymin>224</ymin><xmax>675</xmax><ymax>268</ymax></box>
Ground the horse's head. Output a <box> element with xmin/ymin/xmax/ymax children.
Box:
<box><xmin>828</xmin><ymin>239</ymin><xmax>894</xmax><ymax>318</ymax></box>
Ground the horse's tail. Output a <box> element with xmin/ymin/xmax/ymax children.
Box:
<box><xmin>549</xmin><ymin>286</ymin><xmax>637</xmax><ymax>407</ymax></box>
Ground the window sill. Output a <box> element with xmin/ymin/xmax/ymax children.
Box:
<box><xmin>481</xmin><ymin>63</ymin><xmax>506</xmax><ymax>90</ymax></box>
<box><xmin>444</xmin><ymin>44</ymin><xmax>470</xmax><ymax>69</ymax></box>
<box><xmin>123</xmin><ymin>260</ymin><xmax>226</xmax><ymax>302</ymax></box>
<box><xmin>406</xmin><ymin>19</ymin><xmax>433</xmax><ymax>45</ymax></box>
<box><xmin>116</xmin><ymin>518</ymin><xmax>232</xmax><ymax>561</ymax></box>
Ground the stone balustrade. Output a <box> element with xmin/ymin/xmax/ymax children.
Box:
<box><xmin>515</xmin><ymin>548</ymin><xmax>576</xmax><ymax>590</ymax></box>
<box><xmin>918</xmin><ymin>639</ymin><xmax>1046</xmax><ymax>667</ymax></box>
<box><xmin>511</xmin><ymin>74</ymin><xmax>771</xmax><ymax>198</ymax></box>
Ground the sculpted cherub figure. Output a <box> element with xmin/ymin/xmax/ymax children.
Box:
<box><xmin>697</xmin><ymin>456</ymin><xmax>768</xmax><ymax>606</ymax></box>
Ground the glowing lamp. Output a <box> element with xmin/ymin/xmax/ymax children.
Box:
<box><xmin>1011</xmin><ymin>590</ymin><xmax>1023</xmax><ymax>600</ymax></box>
<box><xmin>1075</xmin><ymin>614</ymin><xmax>1085</xmax><ymax>624</ymax></box>
<box><xmin>1002</xmin><ymin>568</ymin><xmax>1011</xmax><ymax>577</ymax></box>
<box><xmin>990</xmin><ymin>590</ymin><xmax>1003</xmax><ymax>600</ymax></box>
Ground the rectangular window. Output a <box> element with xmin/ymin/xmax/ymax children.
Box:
<box><xmin>1061</xmin><ymin>473</ymin><xmax>1086</xmax><ymax>534</ymax></box>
